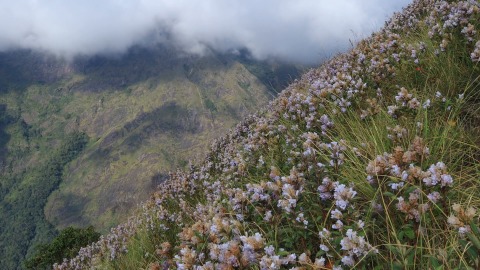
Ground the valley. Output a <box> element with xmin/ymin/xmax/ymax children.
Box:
<box><xmin>0</xmin><ymin>45</ymin><xmax>301</xmax><ymax>268</ymax></box>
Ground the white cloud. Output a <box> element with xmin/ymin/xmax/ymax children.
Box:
<box><xmin>0</xmin><ymin>0</ymin><xmax>412</xmax><ymax>63</ymax></box>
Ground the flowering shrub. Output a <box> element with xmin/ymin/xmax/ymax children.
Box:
<box><xmin>55</xmin><ymin>1</ymin><xmax>480</xmax><ymax>269</ymax></box>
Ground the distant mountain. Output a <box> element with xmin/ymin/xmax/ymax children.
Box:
<box><xmin>0</xmin><ymin>45</ymin><xmax>302</xmax><ymax>268</ymax></box>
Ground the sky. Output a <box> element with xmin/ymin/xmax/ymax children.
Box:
<box><xmin>0</xmin><ymin>0</ymin><xmax>412</xmax><ymax>64</ymax></box>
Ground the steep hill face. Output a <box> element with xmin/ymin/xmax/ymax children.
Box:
<box><xmin>0</xmin><ymin>46</ymin><xmax>301</xmax><ymax>268</ymax></box>
<box><xmin>42</xmin><ymin>48</ymin><xmax>283</xmax><ymax>230</ymax></box>
<box><xmin>55</xmin><ymin>0</ymin><xmax>480</xmax><ymax>269</ymax></box>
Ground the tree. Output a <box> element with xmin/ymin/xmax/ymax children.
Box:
<box><xmin>24</xmin><ymin>226</ymin><xmax>100</xmax><ymax>269</ymax></box>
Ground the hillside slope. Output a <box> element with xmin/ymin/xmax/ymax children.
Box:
<box><xmin>57</xmin><ymin>0</ymin><xmax>480</xmax><ymax>269</ymax></box>
<box><xmin>0</xmin><ymin>46</ymin><xmax>301</xmax><ymax>268</ymax></box>
<box><xmin>42</xmin><ymin>49</ymin><xmax>281</xmax><ymax>230</ymax></box>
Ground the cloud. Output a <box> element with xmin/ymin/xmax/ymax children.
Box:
<box><xmin>0</xmin><ymin>0</ymin><xmax>412</xmax><ymax>63</ymax></box>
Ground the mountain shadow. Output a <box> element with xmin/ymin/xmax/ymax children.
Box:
<box><xmin>0</xmin><ymin>45</ymin><xmax>304</xmax><ymax>96</ymax></box>
<box><xmin>0</xmin><ymin>50</ymin><xmax>71</xmax><ymax>93</ymax></box>
<box><xmin>93</xmin><ymin>101</ymin><xmax>199</xmax><ymax>161</ymax></box>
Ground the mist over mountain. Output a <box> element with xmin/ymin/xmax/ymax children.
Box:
<box><xmin>0</xmin><ymin>0</ymin><xmax>411</xmax><ymax>63</ymax></box>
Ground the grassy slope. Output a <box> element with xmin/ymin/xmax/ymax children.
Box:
<box><xmin>56</xmin><ymin>0</ymin><xmax>480</xmax><ymax>269</ymax></box>
<box><xmin>0</xmin><ymin>46</ymin><xmax>298</xmax><ymax>268</ymax></box>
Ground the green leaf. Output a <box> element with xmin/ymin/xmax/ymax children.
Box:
<box><xmin>460</xmin><ymin>239</ymin><xmax>478</xmax><ymax>262</ymax></box>
<box><xmin>405</xmin><ymin>248</ymin><xmax>416</xmax><ymax>266</ymax></box>
<box><xmin>386</xmin><ymin>245</ymin><xmax>401</xmax><ymax>257</ymax></box>
<box><xmin>466</xmin><ymin>245</ymin><xmax>478</xmax><ymax>261</ymax></box>
<box><xmin>193</xmin><ymin>230</ymin><xmax>203</xmax><ymax>239</ymax></box>
<box><xmin>277</xmin><ymin>250</ymin><xmax>290</xmax><ymax>256</ymax></box>
<box><xmin>405</xmin><ymin>186</ymin><xmax>418</xmax><ymax>194</ymax></box>
<box><xmin>392</xmin><ymin>262</ymin><xmax>404</xmax><ymax>270</ymax></box>
<box><xmin>383</xmin><ymin>191</ymin><xmax>396</xmax><ymax>198</ymax></box>
<box><xmin>404</xmin><ymin>228</ymin><xmax>415</xmax><ymax>240</ymax></box>
<box><xmin>429</xmin><ymin>256</ymin><xmax>442</xmax><ymax>269</ymax></box>
<box><xmin>470</xmin><ymin>221</ymin><xmax>480</xmax><ymax>236</ymax></box>
<box><xmin>466</xmin><ymin>232</ymin><xmax>480</xmax><ymax>251</ymax></box>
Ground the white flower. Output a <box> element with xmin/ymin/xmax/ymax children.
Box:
<box><xmin>356</xmin><ymin>220</ymin><xmax>365</xmax><ymax>229</ymax></box>
<box><xmin>319</xmin><ymin>228</ymin><xmax>331</xmax><ymax>239</ymax></box>
<box><xmin>440</xmin><ymin>174</ymin><xmax>453</xmax><ymax>187</ymax></box>
<box><xmin>422</xmin><ymin>99</ymin><xmax>431</xmax><ymax>109</ymax></box>
<box><xmin>296</xmin><ymin>213</ymin><xmax>305</xmax><ymax>223</ymax></box>
<box><xmin>285</xmin><ymin>253</ymin><xmax>297</xmax><ymax>264</ymax></box>
<box><xmin>314</xmin><ymin>257</ymin><xmax>326</xmax><ymax>267</ymax></box>
<box><xmin>331</xmin><ymin>209</ymin><xmax>343</xmax><ymax>220</ymax></box>
<box><xmin>452</xmin><ymin>203</ymin><xmax>462</xmax><ymax>213</ymax></box>
<box><xmin>332</xmin><ymin>220</ymin><xmax>344</xmax><ymax>230</ymax></box>
<box><xmin>264</xmin><ymin>245</ymin><xmax>275</xmax><ymax>256</ymax></box>
<box><xmin>298</xmin><ymin>253</ymin><xmax>309</xmax><ymax>264</ymax></box>
<box><xmin>466</xmin><ymin>207</ymin><xmax>477</xmax><ymax>219</ymax></box>
<box><xmin>341</xmin><ymin>255</ymin><xmax>355</xmax><ymax>266</ymax></box>
<box><xmin>427</xmin><ymin>192</ymin><xmax>441</xmax><ymax>203</ymax></box>
<box><xmin>458</xmin><ymin>226</ymin><xmax>471</xmax><ymax>236</ymax></box>
<box><xmin>210</xmin><ymin>224</ymin><xmax>218</xmax><ymax>234</ymax></box>
<box><xmin>366</xmin><ymin>175</ymin><xmax>375</xmax><ymax>184</ymax></box>
<box><xmin>391</xmin><ymin>165</ymin><xmax>402</xmax><ymax>176</ymax></box>
<box><xmin>389</xmin><ymin>182</ymin><xmax>404</xmax><ymax>190</ymax></box>
<box><xmin>333</xmin><ymin>183</ymin><xmax>357</xmax><ymax>210</ymax></box>
<box><xmin>335</xmin><ymin>200</ymin><xmax>348</xmax><ymax>210</ymax></box>
<box><xmin>447</xmin><ymin>215</ymin><xmax>461</xmax><ymax>226</ymax></box>
<box><xmin>387</xmin><ymin>105</ymin><xmax>398</xmax><ymax>116</ymax></box>
<box><xmin>264</xmin><ymin>211</ymin><xmax>273</xmax><ymax>222</ymax></box>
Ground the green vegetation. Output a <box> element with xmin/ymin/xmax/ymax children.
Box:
<box><xmin>55</xmin><ymin>1</ymin><xmax>480</xmax><ymax>269</ymax></box>
<box><xmin>0</xmin><ymin>132</ymin><xmax>88</xmax><ymax>269</ymax></box>
<box><xmin>0</xmin><ymin>46</ymin><xmax>297</xmax><ymax>268</ymax></box>
<box><xmin>204</xmin><ymin>98</ymin><xmax>218</xmax><ymax>113</ymax></box>
<box><xmin>24</xmin><ymin>226</ymin><xmax>100</xmax><ymax>270</ymax></box>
